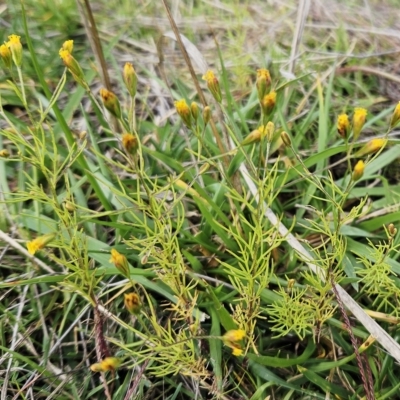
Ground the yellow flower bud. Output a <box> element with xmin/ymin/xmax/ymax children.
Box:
<box><xmin>352</xmin><ymin>108</ymin><xmax>367</xmax><ymax>141</ymax></box>
<box><xmin>0</xmin><ymin>44</ymin><xmax>12</xmax><ymax>70</ymax></box>
<box><xmin>174</xmin><ymin>99</ymin><xmax>192</xmax><ymax>128</ymax></box>
<box><xmin>124</xmin><ymin>292</ymin><xmax>142</xmax><ymax>315</ymax></box>
<box><xmin>59</xmin><ymin>49</ymin><xmax>85</xmax><ymax>85</ymax></box>
<box><xmin>90</xmin><ymin>357</ymin><xmax>121</xmax><ymax>372</ymax></box>
<box><xmin>202</xmin><ymin>70</ymin><xmax>222</xmax><ymax>103</ymax></box>
<box><xmin>0</xmin><ymin>149</ymin><xmax>10</xmax><ymax>158</ymax></box>
<box><xmin>388</xmin><ymin>223</ymin><xmax>397</xmax><ymax>237</ymax></box>
<box><xmin>263</xmin><ymin>121</ymin><xmax>274</xmax><ymax>141</ymax></box>
<box><xmin>355</xmin><ymin>138</ymin><xmax>386</xmax><ymax>157</ymax></box>
<box><xmin>352</xmin><ymin>160</ymin><xmax>365</xmax><ymax>182</ymax></box>
<box><xmin>256</xmin><ymin>68</ymin><xmax>271</xmax><ymax>101</ymax></box>
<box><xmin>121</xmin><ymin>133</ymin><xmax>138</xmax><ymax>154</ymax></box>
<box><xmin>26</xmin><ymin>233</ymin><xmax>56</xmax><ymax>255</ymax></box>
<box><xmin>109</xmin><ymin>248</ymin><xmax>130</xmax><ymax>277</ymax></box>
<box><xmin>190</xmin><ymin>101</ymin><xmax>199</xmax><ymax>121</ymax></box>
<box><xmin>123</xmin><ymin>62</ymin><xmax>137</xmax><ymax>97</ymax></box>
<box><xmin>61</xmin><ymin>40</ymin><xmax>74</xmax><ymax>54</ymax></box>
<box><xmin>241</xmin><ymin>129</ymin><xmax>262</xmax><ymax>146</ymax></box>
<box><xmin>202</xmin><ymin>106</ymin><xmax>211</xmax><ymax>125</ymax></box>
<box><xmin>260</xmin><ymin>91</ymin><xmax>276</xmax><ymax>116</ymax></box>
<box><xmin>7</xmin><ymin>34</ymin><xmax>22</xmax><ymax>67</ymax></box>
<box><xmin>337</xmin><ymin>114</ymin><xmax>350</xmax><ymax>139</ymax></box>
<box><xmin>100</xmin><ymin>88</ymin><xmax>122</xmax><ymax>119</ymax></box>
<box><xmin>390</xmin><ymin>101</ymin><xmax>400</xmax><ymax>129</ymax></box>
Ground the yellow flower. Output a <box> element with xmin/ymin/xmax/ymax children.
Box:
<box><xmin>121</xmin><ymin>133</ymin><xmax>138</xmax><ymax>154</ymax></box>
<box><xmin>7</xmin><ymin>34</ymin><xmax>22</xmax><ymax>67</ymax></box>
<box><xmin>260</xmin><ymin>91</ymin><xmax>276</xmax><ymax>116</ymax></box>
<box><xmin>59</xmin><ymin>49</ymin><xmax>84</xmax><ymax>84</ymax></box>
<box><xmin>124</xmin><ymin>292</ymin><xmax>142</xmax><ymax>315</ymax></box>
<box><xmin>100</xmin><ymin>89</ymin><xmax>122</xmax><ymax>119</ymax></box>
<box><xmin>355</xmin><ymin>138</ymin><xmax>386</xmax><ymax>157</ymax></box>
<box><xmin>26</xmin><ymin>233</ymin><xmax>56</xmax><ymax>255</ymax></box>
<box><xmin>61</xmin><ymin>40</ymin><xmax>74</xmax><ymax>53</ymax></box>
<box><xmin>109</xmin><ymin>248</ymin><xmax>129</xmax><ymax>277</ymax></box>
<box><xmin>337</xmin><ymin>114</ymin><xmax>350</xmax><ymax>139</ymax></box>
<box><xmin>352</xmin><ymin>160</ymin><xmax>365</xmax><ymax>182</ymax></box>
<box><xmin>202</xmin><ymin>70</ymin><xmax>222</xmax><ymax>103</ymax></box>
<box><xmin>241</xmin><ymin>129</ymin><xmax>262</xmax><ymax>146</ymax></box>
<box><xmin>0</xmin><ymin>44</ymin><xmax>12</xmax><ymax>69</ymax></box>
<box><xmin>90</xmin><ymin>357</ymin><xmax>121</xmax><ymax>372</ymax></box>
<box><xmin>256</xmin><ymin>68</ymin><xmax>271</xmax><ymax>101</ymax></box>
<box><xmin>223</xmin><ymin>329</ymin><xmax>246</xmax><ymax>357</ymax></box>
<box><xmin>223</xmin><ymin>329</ymin><xmax>246</xmax><ymax>342</ymax></box>
<box><xmin>390</xmin><ymin>101</ymin><xmax>400</xmax><ymax>129</ymax></box>
<box><xmin>232</xmin><ymin>347</ymin><xmax>243</xmax><ymax>356</ymax></box>
<box><xmin>174</xmin><ymin>99</ymin><xmax>192</xmax><ymax>128</ymax></box>
<box><xmin>123</xmin><ymin>62</ymin><xmax>137</xmax><ymax>97</ymax></box>
<box><xmin>352</xmin><ymin>108</ymin><xmax>367</xmax><ymax>141</ymax></box>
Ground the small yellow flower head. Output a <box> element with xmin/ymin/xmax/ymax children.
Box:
<box><xmin>174</xmin><ymin>99</ymin><xmax>192</xmax><ymax>128</ymax></box>
<box><xmin>0</xmin><ymin>44</ymin><xmax>12</xmax><ymax>70</ymax></box>
<box><xmin>124</xmin><ymin>292</ymin><xmax>142</xmax><ymax>315</ymax></box>
<box><xmin>355</xmin><ymin>138</ymin><xmax>386</xmax><ymax>157</ymax></box>
<box><xmin>256</xmin><ymin>68</ymin><xmax>271</xmax><ymax>101</ymax></box>
<box><xmin>0</xmin><ymin>149</ymin><xmax>10</xmax><ymax>158</ymax></box>
<box><xmin>100</xmin><ymin>88</ymin><xmax>122</xmax><ymax>119</ymax></box>
<box><xmin>7</xmin><ymin>34</ymin><xmax>22</xmax><ymax>67</ymax></box>
<box><xmin>26</xmin><ymin>233</ymin><xmax>56</xmax><ymax>255</ymax></box>
<box><xmin>202</xmin><ymin>106</ymin><xmax>211</xmax><ymax>125</ymax></box>
<box><xmin>232</xmin><ymin>347</ymin><xmax>243</xmax><ymax>356</ymax></box>
<box><xmin>59</xmin><ymin>49</ymin><xmax>85</xmax><ymax>84</ymax></box>
<box><xmin>223</xmin><ymin>329</ymin><xmax>246</xmax><ymax>357</ymax></box>
<box><xmin>223</xmin><ymin>329</ymin><xmax>246</xmax><ymax>342</ymax></box>
<box><xmin>352</xmin><ymin>160</ymin><xmax>365</xmax><ymax>182</ymax></box>
<box><xmin>281</xmin><ymin>131</ymin><xmax>292</xmax><ymax>147</ymax></box>
<box><xmin>90</xmin><ymin>357</ymin><xmax>121</xmax><ymax>372</ymax></box>
<box><xmin>121</xmin><ymin>133</ymin><xmax>138</xmax><ymax>154</ymax></box>
<box><xmin>260</xmin><ymin>91</ymin><xmax>276</xmax><ymax>116</ymax></box>
<box><xmin>352</xmin><ymin>108</ymin><xmax>367</xmax><ymax>141</ymax></box>
<box><xmin>202</xmin><ymin>70</ymin><xmax>222</xmax><ymax>103</ymax></box>
<box><xmin>123</xmin><ymin>62</ymin><xmax>137</xmax><ymax>98</ymax></box>
<box><xmin>390</xmin><ymin>101</ymin><xmax>400</xmax><ymax>129</ymax></box>
<box><xmin>61</xmin><ymin>40</ymin><xmax>74</xmax><ymax>54</ymax></box>
<box><xmin>190</xmin><ymin>102</ymin><xmax>199</xmax><ymax>121</ymax></box>
<box><xmin>337</xmin><ymin>114</ymin><xmax>350</xmax><ymax>139</ymax></box>
<box><xmin>109</xmin><ymin>248</ymin><xmax>130</xmax><ymax>277</ymax></box>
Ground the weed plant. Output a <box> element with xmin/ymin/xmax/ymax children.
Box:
<box><xmin>2</xmin><ymin>3</ymin><xmax>400</xmax><ymax>400</ymax></box>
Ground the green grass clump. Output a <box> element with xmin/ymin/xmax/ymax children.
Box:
<box><xmin>3</xmin><ymin>2</ymin><xmax>400</xmax><ymax>400</ymax></box>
